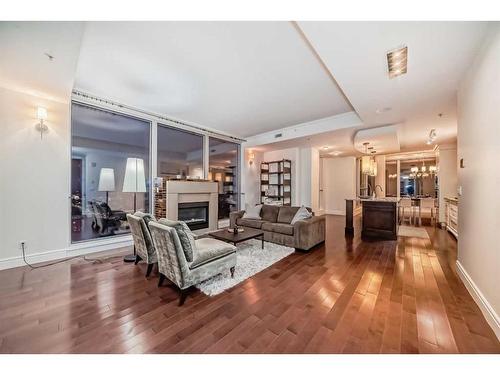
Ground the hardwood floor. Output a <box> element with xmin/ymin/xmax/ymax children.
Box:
<box><xmin>0</xmin><ymin>215</ymin><xmax>498</xmax><ymax>354</ymax></box>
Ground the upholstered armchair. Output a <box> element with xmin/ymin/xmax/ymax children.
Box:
<box><xmin>91</xmin><ymin>200</ymin><xmax>126</xmax><ymax>234</ymax></box>
<box><xmin>148</xmin><ymin>220</ymin><xmax>237</xmax><ymax>305</ymax></box>
<box><xmin>126</xmin><ymin>212</ymin><xmax>157</xmax><ymax>277</ymax></box>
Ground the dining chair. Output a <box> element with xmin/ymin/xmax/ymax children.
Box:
<box><xmin>399</xmin><ymin>198</ymin><xmax>413</xmax><ymax>225</ymax></box>
<box><xmin>418</xmin><ymin>198</ymin><xmax>437</xmax><ymax>226</ymax></box>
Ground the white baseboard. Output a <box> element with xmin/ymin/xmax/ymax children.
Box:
<box><xmin>456</xmin><ymin>260</ymin><xmax>500</xmax><ymax>340</ymax></box>
<box><xmin>0</xmin><ymin>235</ymin><xmax>133</xmax><ymax>270</ymax></box>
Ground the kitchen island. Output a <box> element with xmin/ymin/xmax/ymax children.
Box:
<box><xmin>345</xmin><ymin>198</ymin><xmax>399</xmax><ymax>240</ymax></box>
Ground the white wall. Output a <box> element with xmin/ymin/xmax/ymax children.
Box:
<box><xmin>437</xmin><ymin>144</ymin><xmax>458</xmax><ymax>223</ymax></box>
<box><xmin>241</xmin><ymin>145</ymin><xmax>321</xmax><ymax>212</ymax></box>
<box><xmin>298</xmin><ymin>147</ymin><xmax>320</xmax><ymax>212</ymax></box>
<box><xmin>241</xmin><ymin>148</ymin><xmax>264</xmax><ymax>208</ymax></box>
<box><xmin>457</xmin><ymin>25</ymin><xmax>500</xmax><ymax>338</ymax></box>
<box><xmin>322</xmin><ymin>156</ymin><xmax>357</xmax><ymax>215</ymax></box>
<box><xmin>0</xmin><ymin>87</ymin><xmax>70</xmax><ymax>265</ymax></box>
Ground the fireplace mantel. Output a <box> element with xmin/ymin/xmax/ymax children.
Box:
<box><xmin>155</xmin><ymin>180</ymin><xmax>219</xmax><ymax>234</ymax></box>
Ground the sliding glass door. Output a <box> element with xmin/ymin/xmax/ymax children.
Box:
<box><xmin>156</xmin><ymin>124</ymin><xmax>204</xmax><ymax>179</ymax></box>
<box><xmin>71</xmin><ymin>102</ymin><xmax>151</xmax><ymax>243</ymax></box>
<box><xmin>208</xmin><ymin>137</ymin><xmax>240</xmax><ymax>226</ymax></box>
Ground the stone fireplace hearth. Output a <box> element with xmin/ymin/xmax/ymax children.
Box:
<box><xmin>154</xmin><ymin>180</ymin><xmax>218</xmax><ymax>233</ymax></box>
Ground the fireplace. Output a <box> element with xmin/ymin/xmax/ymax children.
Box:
<box><xmin>178</xmin><ymin>201</ymin><xmax>209</xmax><ymax>230</ymax></box>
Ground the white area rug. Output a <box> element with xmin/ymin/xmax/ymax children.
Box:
<box><xmin>196</xmin><ymin>239</ymin><xmax>294</xmax><ymax>296</ymax></box>
<box><xmin>398</xmin><ymin>225</ymin><xmax>430</xmax><ymax>239</ymax></box>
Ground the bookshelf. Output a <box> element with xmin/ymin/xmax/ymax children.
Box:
<box><xmin>260</xmin><ymin>159</ymin><xmax>292</xmax><ymax>206</ymax></box>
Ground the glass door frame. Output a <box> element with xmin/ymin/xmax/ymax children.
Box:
<box><xmin>69</xmin><ymin>93</ymin><xmax>243</xmax><ymax>245</ymax></box>
<box><xmin>69</xmin><ymin>99</ymin><xmax>153</xmax><ymax>244</ymax></box>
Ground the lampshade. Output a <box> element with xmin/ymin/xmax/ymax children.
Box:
<box><xmin>98</xmin><ymin>168</ymin><xmax>115</xmax><ymax>192</ymax></box>
<box><xmin>361</xmin><ymin>155</ymin><xmax>372</xmax><ymax>174</ymax></box>
<box><xmin>123</xmin><ymin>158</ymin><xmax>146</xmax><ymax>193</ymax></box>
<box><xmin>370</xmin><ymin>158</ymin><xmax>378</xmax><ymax>177</ymax></box>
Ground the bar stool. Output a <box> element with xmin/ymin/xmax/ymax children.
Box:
<box><xmin>419</xmin><ymin>198</ymin><xmax>437</xmax><ymax>226</ymax></box>
<box><xmin>399</xmin><ymin>198</ymin><xmax>413</xmax><ymax>225</ymax></box>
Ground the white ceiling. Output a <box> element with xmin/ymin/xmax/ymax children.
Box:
<box><xmin>0</xmin><ymin>22</ymin><xmax>84</xmax><ymax>102</ymax></box>
<box><xmin>297</xmin><ymin>21</ymin><xmax>489</xmax><ymax>151</ymax></box>
<box><xmin>0</xmin><ymin>21</ymin><xmax>490</xmax><ymax>152</ymax></box>
<box><xmin>353</xmin><ymin>125</ymin><xmax>400</xmax><ymax>155</ymax></box>
<box><xmin>74</xmin><ymin>21</ymin><xmax>352</xmax><ymax>138</ymax></box>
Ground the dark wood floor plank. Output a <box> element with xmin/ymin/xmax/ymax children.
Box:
<box><xmin>0</xmin><ymin>215</ymin><xmax>498</xmax><ymax>354</ymax></box>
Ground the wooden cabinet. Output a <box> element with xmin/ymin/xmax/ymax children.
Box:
<box><xmin>361</xmin><ymin>200</ymin><xmax>398</xmax><ymax>240</ymax></box>
<box><xmin>445</xmin><ymin>197</ymin><xmax>458</xmax><ymax>238</ymax></box>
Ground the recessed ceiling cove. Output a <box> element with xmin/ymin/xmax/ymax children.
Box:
<box><xmin>354</xmin><ymin>125</ymin><xmax>400</xmax><ymax>155</ymax></box>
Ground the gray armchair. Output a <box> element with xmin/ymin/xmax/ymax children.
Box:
<box><xmin>148</xmin><ymin>220</ymin><xmax>237</xmax><ymax>305</ymax></box>
<box><xmin>127</xmin><ymin>212</ymin><xmax>157</xmax><ymax>277</ymax></box>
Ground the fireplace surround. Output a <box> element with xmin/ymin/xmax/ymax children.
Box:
<box><xmin>154</xmin><ymin>180</ymin><xmax>218</xmax><ymax>233</ymax></box>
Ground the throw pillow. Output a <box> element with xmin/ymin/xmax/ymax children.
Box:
<box><xmin>290</xmin><ymin>205</ymin><xmax>313</xmax><ymax>225</ymax></box>
<box><xmin>242</xmin><ymin>204</ymin><xmax>262</xmax><ymax>220</ymax></box>
<box><xmin>158</xmin><ymin>218</ymin><xmax>196</xmax><ymax>262</ymax></box>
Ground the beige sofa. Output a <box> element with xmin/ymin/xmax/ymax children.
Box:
<box><xmin>229</xmin><ymin>205</ymin><xmax>325</xmax><ymax>251</ymax></box>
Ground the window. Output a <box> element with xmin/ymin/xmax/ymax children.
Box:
<box><xmin>157</xmin><ymin>125</ymin><xmax>204</xmax><ymax>179</ymax></box>
<box><xmin>71</xmin><ymin>103</ymin><xmax>151</xmax><ymax>242</ymax></box>
<box><xmin>208</xmin><ymin>137</ymin><xmax>240</xmax><ymax>224</ymax></box>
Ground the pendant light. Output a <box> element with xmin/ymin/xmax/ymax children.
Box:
<box><xmin>361</xmin><ymin>142</ymin><xmax>372</xmax><ymax>175</ymax></box>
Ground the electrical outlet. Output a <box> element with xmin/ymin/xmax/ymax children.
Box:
<box><xmin>20</xmin><ymin>241</ymin><xmax>26</xmax><ymax>250</ymax></box>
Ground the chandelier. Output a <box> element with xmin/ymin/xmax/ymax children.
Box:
<box><xmin>409</xmin><ymin>159</ymin><xmax>437</xmax><ymax>179</ymax></box>
<box><xmin>361</xmin><ymin>142</ymin><xmax>377</xmax><ymax>177</ymax></box>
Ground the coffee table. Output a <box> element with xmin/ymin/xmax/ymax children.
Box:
<box><xmin>209</xmin><ymin>227</ymin><xmax>264</xmax><ymax>249</ymax></box>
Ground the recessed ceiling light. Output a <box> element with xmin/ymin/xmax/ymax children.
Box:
<box><xmin>329</xmin><ymin>151</ymin><xmax>342</xmax><ymax>156</ymax></box>
<box><xmin>322</xmin><ymin>146</ymin><xmax>330</xmax><ymax>150</ymax></box>
<box><xmin>387</xmin><ymin>46</ymin><xmax>408</xmax><ymax>79</ymax></box>
<box><xmin>375</xmin><ymin>107</ymin><xmax>392</xmax><ymax>114</ymax></box>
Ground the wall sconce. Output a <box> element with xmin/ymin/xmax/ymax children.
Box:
<box><xmin>36</xmin><ymin>106</ymin><xmax>48</xmax><ymax>139</ymax></box>
<box><xmin>248</xmin><ymin>151</ymin><xmax>255</xmax><ymax>165</ymax></box>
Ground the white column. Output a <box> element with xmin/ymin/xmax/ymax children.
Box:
<box><xmin>374</xmin><ymin>155</ymin><xmax>386</xmax><ymax>197</ymax></box>
<box><xmin>203</xmin><ymin>135</ymin><xmax>210</xmax><ymax>179</ymax></box>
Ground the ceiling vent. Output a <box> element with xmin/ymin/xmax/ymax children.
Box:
<box><xmin>387</xmin><ymin>46</ymin><xmax>408</xmax><ymax>79</ymax></box>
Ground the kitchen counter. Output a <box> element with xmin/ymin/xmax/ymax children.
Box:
<box><xmin>361</xmin><ymin>199</ymin><xmax>398</xmax><ymax>240</ymax></box>
<box><xmin>357</xmin><ymin>197</ymin><xmax>400</xmax><ymax>203</ymax></box>
<box><xmin>345</xmin><ymin>198</ymin><xmax>398</xmax><ymax>240</ymax></box>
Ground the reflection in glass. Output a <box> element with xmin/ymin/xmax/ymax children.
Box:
<box><xmin>385</xmin><ymin>161</ymin><xmax>398</xmax><ymax>197</ymax></box>
<box><xmin>400</xmin><ymin>158</ymin><xmax>438</xmax><ymax>197</ymax></box>
<box><xmin>157</xmin><ymin>125</ymin><xmax>204</xmax><ymax>179</ymax></box>
<box><xmin>208</xmin><ymin>137</ymin><xmax>240</xmax><ymax>225</ymax></box>
<box><xmin>71</xmin><ymin>103</ymin><xmax>150</xmax><ymax>243</ymax></box>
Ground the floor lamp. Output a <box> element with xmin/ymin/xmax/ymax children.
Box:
<box><xmin>98</xmin><ymin>168</ymin><xmax>115</xmax><ymax>205</ymax></box>
<box><xmin>122</xmin><ymin>157</ymin><xmax>146</xmax><ymax>263</ymax></box>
